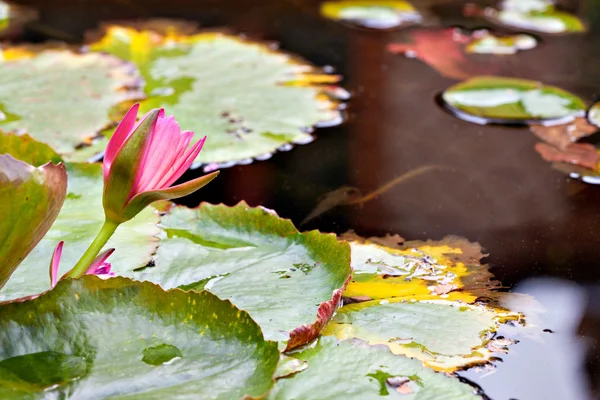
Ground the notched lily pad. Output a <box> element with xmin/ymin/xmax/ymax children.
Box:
<box><xmin>0</xmin><ymin>162</ymin><xmax>160</xmax><ymax>302</ymax></box>
<box><xmin>324</xmin><ymin>234</ymin><xmax>521</xmax><ymax>371</ymax></box>
<box><xmin>465</xmin><ymin>0</ymin><xmax>585</xmax><ymax>34</ymax></box>
<box><xmin>441</xmin><ymin>76</ymin><xmax>587</xmax><ymax>125</ymax></box>
<box><xmin>268</xmin><ymin>337</ymin><xmax>482</xmax><ymax>399</ymax></box>
<box><xmin>0</xmin><ymin>154</ymin><xmax>66</xmax><ymax>290</ymax></box>
<box><xmin>87</xmin><ymin>21</ymin><xmax>347</xmax><ymax>170</ymax></box>
<box><xmin>0</xmin><ymin>47</ymin><xmax>144</xmax><ymax>159</ymax></box>
<box><xmin>320</xmin><ymin>1</ymin><xmax>422</xmax><ymax>30</ymax></box>
<box><xmin>0</xmin><ymin>276</ymin><xmax>280</xmax><ymax>399</ymax></box>
<box><xmin>128</xmin><ymin>202</ymin><xmax>352</xmax><ymax>348</ymax></box>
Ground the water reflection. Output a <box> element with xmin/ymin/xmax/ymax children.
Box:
<box><xmin>460</xmin><ymin>277</ymin><xmax>594</xmax><ymax>399</ymax></box>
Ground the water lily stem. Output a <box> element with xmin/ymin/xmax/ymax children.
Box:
<box><xmin>66</xmin><ymin>219</ymin><xmax>120</xmax><ymax>278</ymax></box>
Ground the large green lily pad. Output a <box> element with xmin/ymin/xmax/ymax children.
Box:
<box><xmin>0</xmin><ymin>162</ymin><xmax>159</xmax><ymax>301</ymax></box>
<box><xmin>269</xmin><ymin>337</ymin><xmax>481</xmax><ymax>399</ymax></box>
<box><xmin>442</xmin><ymin>76</ymin><xmax>587</xmax><ymax>125</ymax></box>
<box><xmin>0</xmin><ymin>276</ymin><xmax>280</xmax><ymax>399</ymax></box>
<box><xmin>0</xmin><ymin>154</ymin><xmax>66</xmax><ymax>290</ymax></box>
<box><xmin>0</xmin><ymin>48</ymin><xmax>143</xmax><ymax>159</ymax></box>
<box><xmin>127</xmin><ymin>202</ymin><xmax>352</xmax><ymax>347</ymax></box>
<box><xmin>88</xmin><ymin>22</ymin><xmax>346</xmax><ymax>169</ymax></box>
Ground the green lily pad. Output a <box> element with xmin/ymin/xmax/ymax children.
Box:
<box><xmin>268</xmin><ymin>337</ymin><xmax>481</xmax><ymax>399</ymax></box>
<box><xmin>0</xmin><ymin>132</ymin><xmax>63</xmax><ymax>166</ymax></box>
<box><xmin>0</xmin><ymin>276</ymin><xmax>279</xmax><ymax>399</ymax></box>
<box><xmin>322</xmin><ymin>299</ymin><xmax>506</xmax><ymax>371</ymax></box>
<box><xmin>588</xmin><ymin>102</ymin><xmax>600</xmax><ymax>128</ymax></box>
<box><xmin>320</xmin><ymin>1</ymin><xmax>422</xmax><ymax>29</ymax></box>
<box><xmin>442</xmin><ymin>76</ymin><xmax>587</xmax><ymax>125</ymax></box>
<box><xmin>0</xmin><ymin>162</ymin><xmax>159</xmax><ymax>301</ymax></box>
<box><xmin>87</xmin><ymin>22</ymin><xmax>346</xmax><ymax>169</ymax></box>
<box><xmin>0</xmin><ymin>48</ymin><xmax>143</xmax><ymax>159</ymax></box>
<box><xmin>127</xmin><ymin>202</ymin><xmax>352</xmax><ymax>347</ymax></box>
<box><xmin>484</xmin><ymin>0</ymin><xmax>585</xmax><ymax>34</ymax></box>
<box><xmin>0</xmin><ymin>154</ymin><xmax>66</xmax><ymax>290</ymax></box>
<box><xmin>465</xmin><ymin>32</ymin><xmax>537</xmax><ymax>54</ymax></box>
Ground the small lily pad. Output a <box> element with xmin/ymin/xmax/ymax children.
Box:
<box><xmin>588</xmin><ymin>102</ymin><xmax>600</xmax><ymax>128</ymax></box>
<box><xmin>441</xmin><ymin>76</ymin><xmax>587</xmax><ymax>125</ymax></box>
<box><xmin>0</xmin><ymin>276</ymin><xmax>280</xmax><ymax>399</ymax></box>
<box><xmin>268</xmin><ymin>337</ymin><xmax>481</xmax><ymax>399</ymax></box>
<box><xmin>0</xmin><ymin>162</ymin><xmax>160</xmax><ymax>302</ymax></box>
<box><xmin>127</xmin><ymin>202</ymin><xmax>352</xmax><ymax>347</ymax></box>
<box><xmin>0</xmin><ymin>155</ymin><xmax>66</xmax><ymax>290</ymax></box>
<box><xmin>87</xmin><ymin>22</ymin><xmax>346</xmax><ymax>170</ymax></box>
<box><xmin>320</xmin><ymin>1</ymin><xmax>422</xmax><ymax>29</ymax></box>
<box><xmin>481</xmin><ymin>0</ymin><xmax>585</xmax><ymax>34</ymax></box>
<box><xmin>0</xmin><ymin>48</ymin><xmax>144</xmax><ymax>159</ymax></box>
<box><xmin>466</xmin><ymin>31</ymin><xmax>537</xmax><ymax>54</ymax></box>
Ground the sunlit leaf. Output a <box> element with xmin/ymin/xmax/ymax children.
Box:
<box><xmin>322</xmin><ymin>234</ymin><xmax>521</xmax><ymax>371</ymax></box>
<box><xmin>0</xmin><ymin>132</ymin><xmax>63</xmax><ymax>166</ymax></box>
<box><xmin>0</xmin><ymin>276</ymin><xmax>279</xmax><ymax>399</ymax></box>
<box><xmin>0</xmin><ymin>163</ymin><xmax>159</xmax><ymax>301</ymax></box>
<box><xmin>126</xmin><ymin>202</ymin><xmax>352</xmax><ymax>348</ymax></box>
<box><xmin>269</xmin><ymin>337</ymin><xmax>481</xmax><ymax>399</ymax></box>
<box><xmin>0</xmin><ymin>48</ymin><xmax>144</xmax><ymax>159</ymax></box>
<box><xmin>0</xmin><ymin>155</ymin><xmax>66</xmax><ymax>290</ymax></box>
<box><xmin>87</xmin><ymin>22</ymin><xmax>346</xmax><ymax>170</ymax></box>
<box><xmin>341</xmin><ymin>234</ymin><xmax>499</xmax><ymax>304</ymax></box>
<box><xmin>441</xmin><ymin>76</ymin><xmax>587</xmax><ymax>124</ymax></box>
<box><xmin>320</xmin><ymin>0</ymin><xmax>421</xmax><ymax>29</ymax></box>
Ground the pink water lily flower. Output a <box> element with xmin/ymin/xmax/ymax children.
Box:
<box><xmin>49</xmin><ymin>241</ymin><xmax>115</xmax><ymax>288</ymax></box>
<box><xmin>102</xmin><ymin>104</ymin><xmax>219</xmax><ymax>223</ymax></box>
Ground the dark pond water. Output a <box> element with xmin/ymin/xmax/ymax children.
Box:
<box><xmin>15</xmin><ymin>0</ymin><xmax>600</xmax><ymax>398</ymax></box>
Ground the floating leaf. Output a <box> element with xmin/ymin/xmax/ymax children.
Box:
<box><xmin>341</xmin><ymin>234</ymin><xmax>499</xmax><ymax>304</ymax></box>
<box><xmin>530</xmin><ymin>117</ymin><xmax>597</xmax><ymax>150</ymax></box>
<box><xmin>588</xmin><ymin>102</ymin><xmax>600</xmax><ymax>128</ymax></box>
<box><xmin>269</xmin><ymin>337</ymin><xmax>481</xmax><ymax>399</ymax></box>
<box><xmin>320</xmin><ymin>0</ymin><xmax>421</xmax><ymax>29</ymax></box>
<box><xmin>0</xmin><ymin>276</ymin><xmax>279</xmax><ymax>399</ymax></box>
<box><xmin>0</xmin><ymin>48</ymin><xmax>143</xmax><ymax>158</ymax></box>
<box><xmin>322</xmin><ymin>298</ymin><xmax>513</xmax><ymax>371</ymax></box>
<box><xmin>127</xmin><ymin>202</ymin><xmax>352</xmax><ymax>347</ymax></box>
<box><xmin>535</xmin><ymin>142</ymin><xmax>600</xmax><ymax>172</ymax></box>
<box><xmin>0</xmin><ymin>155</ymin><xmax>66</xmax><ymax>290</ymax></box>
<box><xmin>441</xmin><ymin>76</ymin><xmax>586</xmax><ymax>125</ymax></box>
<box><xmin>0</xmin><ymin>163</ymin><xmax>159</xmax><ymax>301</ymax></box>
<box><xmin>468</xmin><ymin>0</ymin><xmax>585</xmax><ymax>34</ymax></box>
<box><xmin>0</xmin><ymin>132</ymin><xmax>63</xmax><ymax>166</ymax></box>
<box><xmin>387</xmin><ymin>28</ymin><xmax>497</xmax><ymax>80</ymax></box>
<box><xmin>87</xmin><ymin>22</ymin><xmax>346</xmax><ymax>169</ymax></box>
<box><xmin>322</xmin><ymin>234</ymin><xmax>520</xmax><ymax>371</ymax></box>
<box><xmin>465</xmin><ymin>31</ymin><xmax>537</xmax><ymax>54</ymax></box>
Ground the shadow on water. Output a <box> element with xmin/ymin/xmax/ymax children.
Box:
<box><xmin>13</xmin><ymin>0</ymin><xmax>600</xmax><ymax>397</ymax></box>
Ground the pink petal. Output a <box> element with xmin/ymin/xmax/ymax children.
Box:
<box><xmin>135</xmin><ymin>114</ymin><xmax>192</xmax><ymax>193</ymax></box>
<box><xmin>129</xmin><ymin>109</ymin><xmax>166</xmax><ymax>195</ymax></box>
<box><xmin>158</xmin><ymin>136</ymin><xmax>206</xmax><ymax>188</ymax></box>
<box><xmin>84</xmin><ymin>248</ymin><xmax>115</xmax><ymax>276</ymax></box>
<box><xmin>49</xmin><ymin>241</ymin><xmax>64</xmax><ymax>289</ymax></box>
<box><xmin>103</xmin><ymin>104</ymin><xmax>140</xmax><ymax>180</ymax></box>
